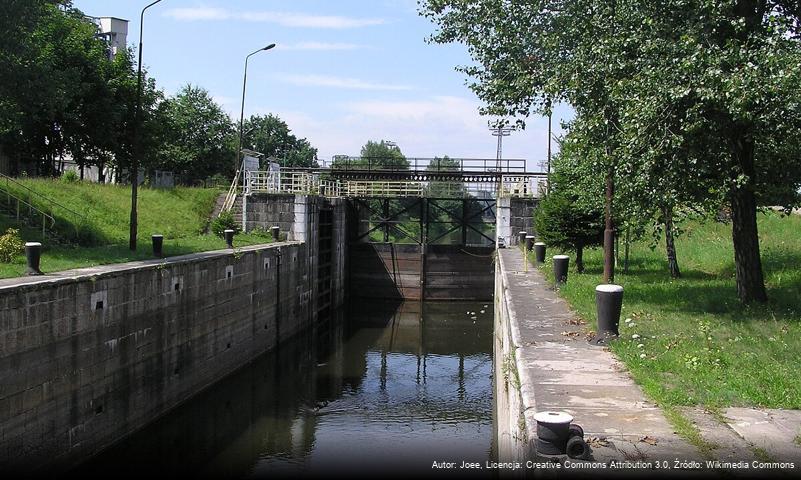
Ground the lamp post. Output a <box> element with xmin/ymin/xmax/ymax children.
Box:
<box><xmin>236</xmin><ymin>43</ymin><xmax>275</xmax><ymax>232</ymax></box>
<box><xmin>130</xmin><ymin>0</ymin><xmax>163</xmax><ymax>252</ymax></box>
<box><xmin>236</xmin><ymin>44</ymin><xmax>276</xmax><ymax>172</ymax></box>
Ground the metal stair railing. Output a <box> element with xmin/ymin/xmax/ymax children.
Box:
<box><xmin>0</xmin><ymin>173</ymin><xmax>88</xmax><ymax>241</ymax></box>
<box><xmin>220</xmin><ymin>168</ymin><xmax>241</xmax><ymax>215</ymax></box>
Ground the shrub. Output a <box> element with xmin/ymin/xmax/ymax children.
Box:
<box><xmin>60</xmin><ymin>170</ymin><xmax>79</xmax><ymax>183</ymax></box>
<box><xmin>210</xmin><ymin>211</ymin><xmax>241</xmax><ymax>237</ymax></box>
<box><xmin>0</xmin><ymin>228</ymin><xmax>25</xmax><ymax>263</ymax></box>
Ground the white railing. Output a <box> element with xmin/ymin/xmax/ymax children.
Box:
<box><xmin>242</xmin><ymin>170</ymin><xmax>540</xmax><ymax>199</ymax></box>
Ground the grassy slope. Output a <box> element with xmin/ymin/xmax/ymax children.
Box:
<box><xmin>532</xmin><ymin>211</ymin><xmax>801</xmax><ymax>410</ymax></box>
<box><xmin>0</xmin><ymin>179</ymin><xmax>271</xmax><ymax>278</ymax></box>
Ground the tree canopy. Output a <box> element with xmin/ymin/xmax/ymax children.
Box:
<box><xmin>242</xmin><ymin>114</ymin><xmax>318</xmax><ymax>168</ymax></box>
<box><xmin>421</xmin><ymin>0</ymin><xmax>801</xmax><ymax>303</ymax></box>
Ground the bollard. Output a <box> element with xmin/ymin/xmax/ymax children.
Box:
<box><xmin>271</xmin><ymin>226</ymin><xmax>280</xmax><ymax>242</ymax></box>
<box><xmin>151</xmin><ymin>234</ymin><xmax>163</xmax><ymax>258</ymax></box>
<box><xmin>591</xmin><ymin>284</ymin><xmax>624</xmax><ymax>345</ymax></box>
<box><xmin>534</xmin><ymin>242</ymin><xmax>546</xmax><ymax>263</ymax></box>
<box><xmin>224</xmin><ymin>229</ymin><xmax>235</xmax><ymax>249</ymax></box>
<box><xmin>518</xmin><ymin>231</ymin><xmax>527</xmax><ymax>247</ymax></box>
<box><xmin>534</xmin><ymin>411</ymin><xmax>573</xmax><ymax>455</ymax></box>
<box><xmin>553</xmin><ymin>255</ymin><xmax>569</xmax><ymax>285</ymax></box>
<box><xmin>25</xmin><ymin>242</ymin><xmax>42</xmax><ymax>276</ymax></box>
<box><xmin>525</xmin><ymin>235</ymin><xmax>535</xmax><ymax>252</ymax></box>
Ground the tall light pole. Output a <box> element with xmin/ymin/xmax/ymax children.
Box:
<box><xmin>237</xmin><ymin>44</ymin><xmax>276</xmax><ymax>173</ymax></box>
<box><xmin>237</xmin><ymin>43</ymin><xmax>276</xmax><ymax>232</ymax></box>
<box><xmin>130</xmin><ymin>0</ymin><xmax>163</xmax><ymax>252</ymax></box>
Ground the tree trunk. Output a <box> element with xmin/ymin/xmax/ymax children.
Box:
<box><xmin>575</xmin><ymin>243</ymin><xmax>584</xmax><ymax>273</ymax></box>
<box><xmin>730</xmin><ymin>133</ymin><xmax>767</xmax><ymax>303</ymax></box>
<box><xmin>603</xmin><ymin>169</ymin><xmax>615</xmax><ymax>283</ymax></box>
<box><xmin>663</xmin><ymin>205</ymin><xmax>681</xmax><ymax>278</ymax></box>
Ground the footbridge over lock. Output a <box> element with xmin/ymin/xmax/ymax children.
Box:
<box><xmin>234</xmin><ymin>157</ymin><xmax>543</xmax><ymax>302</ymax></box>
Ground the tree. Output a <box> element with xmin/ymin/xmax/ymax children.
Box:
<box><xmin>158</xmin><ymin>84</ymin><xmax>236</xmax><ymax>184</ymax></box>
<box><xmin>534</xmin><ymin>142</ymin><xmax>605</xmax><ymax>273</ymax></box>
<box><xmin>360</xmin><ymin>140</ymin><xmax>410</xmax><ymax>170</ymax></box>
<box><xmin>421</xmin><ymin>0</ymin><xmax>801</xmax><ymax>302</ymax></box>
<box><xmin>241</xmin><ymin>114</ymin><xmax>318</xmax><ymax>168</ymax></box>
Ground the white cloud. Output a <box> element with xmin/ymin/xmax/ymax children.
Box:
<box><xmin>163</xmin><ymin>8</ymin><xmax>385</xmax><ymax>29</ymax></box>
<box><xmin>274</xmin><ymin>74</ymin><xmax>413</xmax><ymax>91</ymax></box>
<box><xmin>278</xmin><ymin>42</ymin><xmax>368</xmax><ymax>51</ymax></box>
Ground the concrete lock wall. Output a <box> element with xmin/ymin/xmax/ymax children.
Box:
<box><xmin>0</xmin><ymin>243</ymin><xmax>319</xmax><ymax>472</ymax></box>
<box><xmin>493</xmin><ymin>250</ymin><xmax>536</xmax><ymax>467</ymax></box>
<box><xmin>0</xmin><ymin>190</ymin><xmax>351</xmax><ymax>474</ymax></box>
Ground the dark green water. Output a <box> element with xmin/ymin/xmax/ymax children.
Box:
<box><xmin>79</xmin><ymin>300</ymin><xmax>495</xmax><ymax>478</ymax></box>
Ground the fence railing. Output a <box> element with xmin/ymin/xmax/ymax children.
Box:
<box><xmin>241</xmin><ymin>170</ymin><xmax>541</xmax><ymax>199</ymax></box>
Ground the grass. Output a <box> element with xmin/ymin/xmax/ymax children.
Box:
<box><xmin>531</xmin><ymin>210</ymin><xmax>801</xmax><ymax>411</ymax></box>
<box><xmin>0</xmin><ymin>179</ymin><xmax>272</xmax><ymax>278</ymax></box>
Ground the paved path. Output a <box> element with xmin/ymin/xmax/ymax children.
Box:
<box><xmin>499</xmin><ymin>249</ymin><xmax>700</xmax><ymax>464</ymax></box>
<box><xmin>500</xmin><ymin>248</ymin><xmax>801</xmax><ymax>476</ymax></box>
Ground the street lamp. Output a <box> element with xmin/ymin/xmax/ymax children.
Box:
<box><xmin>130</xmin><ymin>0</ymin><xmax>163</xmax><ymax>252</ymax></box>
<box><xmin>236</xmin><ymin>44</ymin><xmax>276</xmax><ymax>173</ymax></box>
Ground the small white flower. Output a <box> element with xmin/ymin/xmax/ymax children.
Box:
<box><xmin>624</xmin><ymin>318</ymin><xmax>632</xmax><ymax>323</ymax></box>
<box><xmin>637</xmin><ymin>344</ymin><xmax>645</xmax><ymax>349</ymax></box>
<box><xmin>639</xmin><ymin>353</ymin><xmax>647</xmax><ymax>359</ymax></box>
<box><xmin>632</xmin><ymin>334</ymin><xmax>641</xmax><ymax>339</ymax></box>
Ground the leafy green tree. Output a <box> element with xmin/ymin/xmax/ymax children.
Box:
<box><xmin>534</xmin><ymin>141</ymin><xmax>605</xmax><ymax>273</ymax></box>
<box><xmin>421</xmin><ymin>0</ymin><xmax>801</xmax><ymax>302</ymax></box>
<box><xmin>158</xmin><ymin>84</ymin><xmax>236</xmax><ymax>184</ymax></box>
<box><xmin>242</xmin><ymin>114</ymin><xmax>318</xmax><ymax>168</ymax></box>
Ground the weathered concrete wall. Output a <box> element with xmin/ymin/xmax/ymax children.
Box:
<box><xmin>493</xmin><ymin>249</ymin><xmax>535</xmax><ymax>469</ymax></box>
<box><xmin>0</xmin><ymin>241</ymin><xmax>327</xmax><ymax>473</ymax></box>
<box><xmin>349</xmin><ymin>244</ymin><xmax>494</xmax><ymax>300</ymax></box>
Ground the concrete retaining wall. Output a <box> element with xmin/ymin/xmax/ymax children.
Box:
<box><xmin>0</xmin><ymin>192</ymin><xmax>351</xmax><ymax>474</ymax></box>
<box><xmin>493</xmin><ymin>249</ymin><xmax>536</xmax><ymax>467</ymax></box>
<box><xmin>0</xmin><ymin>239</ymin><xmax>337</xmax><ymax>473</ymax></box>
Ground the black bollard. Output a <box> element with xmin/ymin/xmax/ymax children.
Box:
<box><xmin>224</xmin><ymin>229</ymin><xmax>235</xmax><ymax>248</ymax></box>
<box><xmin>591</xmin><ymin>284</ymin><xmax>624</xmax><ymax>345</ymax></box>
<box><xmin>553</xmin><ymin>255</ymin><xmax>569</xmax><ymax>285</ymax></box>
<box><xmin>534</xmin><ymin>242</ymin><xmax>546</xmax><ymax>263</ymax></box>
<box><xmin>151</xmin><ymin>234</ymin><xmax>163</xmax><ymax>258</ymax></box>
<box><xmin>271</xmin><ymin>226</ymin><xmax>280</xmax><ymax>242</ymax></box>
<box><xmin>518</xmin><ymin>231</ymin><xmax>527</xmax><ymax>247</ymax></box>
<box><xmin>525</xmin><ymin>235</ymin><xmax>535</xmax><ymax>252</ymax></box>
<box><xmin>25</xmin><ymin>242</ymin><xmax>42</xmax><ymax>276</ymax></box>
<box><xmin>534</xmin><ymin>411</ymin><xmax>573</xmax><ymax>455</ymax></box>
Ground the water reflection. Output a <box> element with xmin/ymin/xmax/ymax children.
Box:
<box><xmin>79</xmin><ymin>300</ymin><xmax>494</xmax><ymax>478</ymax></box>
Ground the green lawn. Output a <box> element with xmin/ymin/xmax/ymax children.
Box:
<box><xmin>0</xmin><ymin>179</ymin><xmax>272</xmax><ymax>278</ymax></box>
<box><xmin>531</xmin><ymin>211</ymin><xmax>801</xmax><ymax>410</ymax></box>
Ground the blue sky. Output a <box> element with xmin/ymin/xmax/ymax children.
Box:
<box><xmin>73</xmin><ymin>0</ymin><xmax>572</xmax><ymax>170</ymax></box>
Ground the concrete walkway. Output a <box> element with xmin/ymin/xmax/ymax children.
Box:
<box><xmin>499</xmin><ymin>249</ymin><xmax>702</xmax><ymax>463</ymax></box>
<box><xmin>499</xmin><ymin>248</ymin><xmax>801</xmax><ymax>476</ymax></box>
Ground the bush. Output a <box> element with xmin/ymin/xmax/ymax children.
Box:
<box><xmin>60</xmin><ymin>170</ymin><xmax>79</xmax><ymax>183</ymax></box>
<box><xmin>210</xmin><ymin>211</ymin><xmax>242</xmax><ymax>237</ymax></box>
<box><xmin>0</xmin><ymin>228</ymin><xmax>25</xmax><ymax>263</ymax></box>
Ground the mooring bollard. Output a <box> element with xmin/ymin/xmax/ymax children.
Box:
<box><xmin>525</xmin><ymin>235</ymin><xmax>535</xmax><ymax>252</ymax></box>
<box><xmin>25</xmin><ymin>242</ymin><xmax>42</xmax><ymax>276</ymax></box>
<box><xmin>271</xmin><ymin>226</ymin><xmax>280</xmax><ymax>242</ymax></box>
<box><xmin>534</xmin><ymin>242</ymin><xmax>546</xmax><ymax>263</ymax></box>
<box><xmin>591</xmin><ymin>284</ymin><xmax>624</xmax><ymax>345</ymax></box>
<box><xmin>224</xmin><ymin>229</ymin><xmax>235</xmax><ymax>248</ymax></box>
<box><xmin>151</xmin><ymin>234</ymin><xmax>163</xmax><ymax>258</ymax></box>
<box><xmin>553</xmin><ymin>255</ymin><xmax>569</xmax><ymax>285</ymax></box>
<box><xmin>533</xmin><ymin>411</ymin><xmax>574</xmax><ymax>455</ymax></box>
<box><xmin>518</xmin><ymin>231</ymin><xmax>527</xmax><ymax>247</ymax></box>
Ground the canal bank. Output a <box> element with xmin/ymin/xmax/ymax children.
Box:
<box><xmin>493</xmin><ymin>248</ymin><xmax>703</xmax><ymax>470</ymax></box>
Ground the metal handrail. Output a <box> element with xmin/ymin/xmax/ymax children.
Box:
<box><xmin>0</xmin><ymin>187</ymin><xmax>56</xmax><ymax>238</ymax></box>
<box><xmin>220</xmin><ymin>168</ymin><xmax>241</xmax><ymax>214</ymax></box>
<box><xmin>0</xmin><ymin>173</ymin><xmax>88</xmax><ymax>227</ymax></box>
